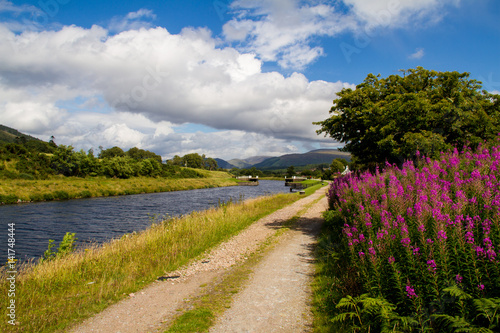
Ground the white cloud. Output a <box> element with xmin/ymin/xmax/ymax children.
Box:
<box><xmin>0</xmin><ymin>1</ymin><xmax>464</xmax><ymax>159</ymax></box>
<box><xmin>223</xmin><ymin>0</ymin><xmax>461</xmax><ymax>70</ymax></box>
<box><xmin>0</xmin><ymin>21</ymin><xmax>352</xmax><ymax>158</ymax></box>
<box><xmin>409</xmin><ymin>47</ymin><xmax>425</xmax><ymax>59</ymax></box>
<box><xmin>223</xmin><ymin>0</ymin><xmax>354</xmax><ymax>70</ymax></box>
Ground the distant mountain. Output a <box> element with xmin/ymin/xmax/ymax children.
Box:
<box><xmin>214</xmin><ymin>158</ymin><xmax>238</xmax><ymax>169</ymax></box>
<box><xmin>253</xmin><ymin>149</ymin><xmax>351</xmax><ymax>170</ymax></box>
<box><xmin>0</xmin><ymin>124</ymin><xmax>42</xmax><ymax>143</ymax></box>
<box><xmin>228</xmin><ymin>156</ymin><xmax>271</xmax><ymax>169</ymax></box>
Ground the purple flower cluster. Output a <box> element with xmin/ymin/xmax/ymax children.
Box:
<box><xmin>328</xmin><ymin>143</ymin><xmax>500</xmax><ymax>300</ymax></box>
<box><xmin>406</xmin><ymin>285</ymin><xmax>418</xmax><ymax>299</ymax></box>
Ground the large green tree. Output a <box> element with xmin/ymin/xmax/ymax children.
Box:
<box><xmin>315</xmin><ymin>67</ymin><xmax>500</xmax><ymax>169</ymax></box>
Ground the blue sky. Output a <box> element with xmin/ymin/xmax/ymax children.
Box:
<box><xmin>0</xmin><ymin>0</ymin><xmax>499</xmax><ymax>160</ymax></box>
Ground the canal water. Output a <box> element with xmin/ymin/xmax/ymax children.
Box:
<box><xmin>1</xmin><ymin>180</ymin><xmax>289</xmax><ymax>262</ymax></box>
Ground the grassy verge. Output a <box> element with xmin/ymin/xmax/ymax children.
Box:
<box><xmin>311</xmin><ymin>218</ymin><xmax>355</xmax><ymax>333</ymax></box>
<box><xmin>0</xmin><ymin>191</ymin><xmax>302</xmax><ymax>332</ymax></box>
<box><xmin>0</xmin><ymin>170</ymin><xmax>237</xmax><ymax>204</ymax></box>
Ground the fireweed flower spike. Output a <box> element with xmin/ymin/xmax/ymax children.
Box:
<box><xmin>327</xmin><ymin>142</ymin><xmax>500</xmax><ymax>321</ymax></box>
<box><xmin>406</xmin><ymin>285</ymin><xmax>417</xmax><ymax>299</ymax></box>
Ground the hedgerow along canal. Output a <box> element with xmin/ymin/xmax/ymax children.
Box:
<box><xmin>1</xmin><ymin>180</ymin><xmax>290</xmax><ymax>263</ymax></box>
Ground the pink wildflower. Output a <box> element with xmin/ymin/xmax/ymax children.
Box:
<box><xmin>427</xmin><ymin>259</ymin><xmax>437</xmax><ymax>272</ymax></box>
<box><xmin>437</xmin><ymin>230</ymin><xmax>447</xmax><ymax>241</ymax></box>
<box><xmin>406</xmin><ymin>285</ymin><xmax>417</xmax><ymax>299</ymax></box>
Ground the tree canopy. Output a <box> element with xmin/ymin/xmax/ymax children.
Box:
<box><xmin>315</xmin><ymin>67</ymin><xmax>500</xmax><ymax>169</ymax></box>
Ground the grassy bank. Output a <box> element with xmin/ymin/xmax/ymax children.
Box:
<box><xmin>0</xmin><ymin>169</ymin><xmax>237</xmax><ymax>204</ymax></box>
<box><xmin>0</xmin><ymin>191</ymin><xmax>302</xmax><ymax>332</ymax></box>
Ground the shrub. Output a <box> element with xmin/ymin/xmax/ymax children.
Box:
<box><xmin>19</xmin><ymin>173</ymin><xmax>35</xmax><ymax>180</ymax></box>
<box><xmin>180</xmin><ymin>168</ymin><xmax>204</xmax><ymax>178</ymax></box>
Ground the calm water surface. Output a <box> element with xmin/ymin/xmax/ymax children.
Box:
<box><xmin>1</xmin><ymin>180</ymin><xmax>289</xmax><ymax>262</ymax></box>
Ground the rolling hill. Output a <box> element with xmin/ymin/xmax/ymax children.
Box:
<box><xmin>228</xmin><ymin>156</ymin><xmax>272</xmax><ymax>169</ymax></box>
<box><xmin>253</xmin><ymin>149</ymin><xmax>351</xmax><ymax>170</ymax></box>
<box><xmin>0</xmin><ymin>124</ymin><xmax>42</xmax><ymax>143</ymax></box>
<box><xmin>217</xmin><ymin>149</ymin><xmax>351</xmax><ymax>170</ymax></box>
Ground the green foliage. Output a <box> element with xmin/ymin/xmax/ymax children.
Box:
<box><xmin>0</xmin><ymin>133</ymin><xmax>214</xmax><ymax>180</ymax></box>
<box><xmin>182</xmin><ymin>153</ymin><xmax>204</xmax><ymax>168</ymax></box>
<box><xmin>53</xmin><ymin>190</ymin><xmax>70</xmax><ymax>200</ymax></box>
<box><xmin>332</xmin><ymin>294</ymin><xmax>420</xmax><ymax>333</ymax></box>
<box><xmin>126</xmin><ymin>147</ymin><xmax>162</xmax><ymax>163</ymax></box>
<box><xmin>98</xmin><ymin>146</ymin><xmax>125</xmax><ymax>159</ymax></box>
<box><xmin>232</xmin><ymin>166</ymin><xmax>264</xmax><ymax>177</ymax></box>
<box><xmin>286</xmin><ymin>165</ymin><xmax>295</xmax><ymax>178</ymax></box>
<box><xmin>330</xmin><ymin>158</ymin><xmax>347</xmax><ymax>173</ymax></box>
<box><xmin>0</xmin><ymin>194</ymin><xmax>18</xmax><ymax>204</ymax></box>
<box><xmin>315</xmin><ymin>67</ymin><xmax>500</xmax><ymax>169</ymax></box>
<box><xmin>41</xmin><ymin>232</ymin><xmax>78</xmax><ymax>262</ymax></box>
<box><xmin>204</xmin><ymin>157</ymin><xmax>218</xmax><ymax>170</ymax></box>
<box><xmin>57</xmin><ymin>232</ymin><xmax>78</xmax><ymax>257</ymax></box>
<box><xmin>41</xmin><ymin>239</ymin><xmax>57</xmax><ymax>262</ymax></box>
<box><xmin>179</xmin><ymin>168</ymin><xmax>204</xmax><ymax>178</ymax></box>
<box><xmin>101</xmin><ymin>156</ymin><xmax>136</xmax><ymax>179</ymax></box>
<box><xmin>168</xmin><ymin>153</ymin><xmax>219</xmax><ymax>171</ymax></box>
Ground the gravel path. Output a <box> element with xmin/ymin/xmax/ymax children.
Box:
<box><xmin>70</xmin><ymin>186</ymin><xmax>328</xmax><ymax>333</ymax></box>
<box><xmin>209</xmin><ymin>191</ymin><xmax>328</xmax><ymax>332</ymax></box>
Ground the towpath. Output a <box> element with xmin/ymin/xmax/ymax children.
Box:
<box><xmin>70</xmin><ymin>186</ymin><xmax>328</xmax><ymax>333</ymax></box>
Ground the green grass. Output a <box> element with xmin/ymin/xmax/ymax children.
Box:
<box><xmin>0</xmin><ymin>192</ymin><xmax>303</xmax><ymax>332</ymax></box>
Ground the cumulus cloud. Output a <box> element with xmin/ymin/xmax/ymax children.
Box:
<box><xmin>0</xmin><ymin>22</ymin><xmax>351</xmax><ymax>158</ymax></box>
<box><xmin>0</xmin><ymin>1</ymin><xmax>464</xmax><ymax>159</ymax></box>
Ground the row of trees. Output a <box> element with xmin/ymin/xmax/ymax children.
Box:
<box><xmin>168</xmin><ymin>153</ymin><xmax>218</xmax><ymax>170</ymax></box>
<box><xmin>0</xmin><ymin>142</ymin><xmax>204</xmax><ymax>179</ymax></box>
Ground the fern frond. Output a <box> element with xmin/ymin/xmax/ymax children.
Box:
<box><xmin>433</xmin><ymin>314</ymin><xmax>476</xmax><ymax>332</ymax></box>
<box><xmin>443</xmin><ymin>285</ymin><xmax>472</xmax><ymax>301</ymax></box>
<box><xmin>473</xmin><ymin>298</ymin><xmax>500</xmax><ymax>329</ymax></box>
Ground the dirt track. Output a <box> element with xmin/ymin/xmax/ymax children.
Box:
<box><xmin>70</xmin><ymin>186</ymin><xmax>328</xmax><ymax>333</ymax></box>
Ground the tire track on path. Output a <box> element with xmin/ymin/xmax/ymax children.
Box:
<box><xmin>209</xmin><ymin>190</ymin><xmax>328</xmax><ymax>332</ymax></box>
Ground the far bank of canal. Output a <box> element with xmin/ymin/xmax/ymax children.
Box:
<box><xmin>1</xmin><ymin>180</ymin><xmax>290</xmax><ymax>262</ymax></box>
